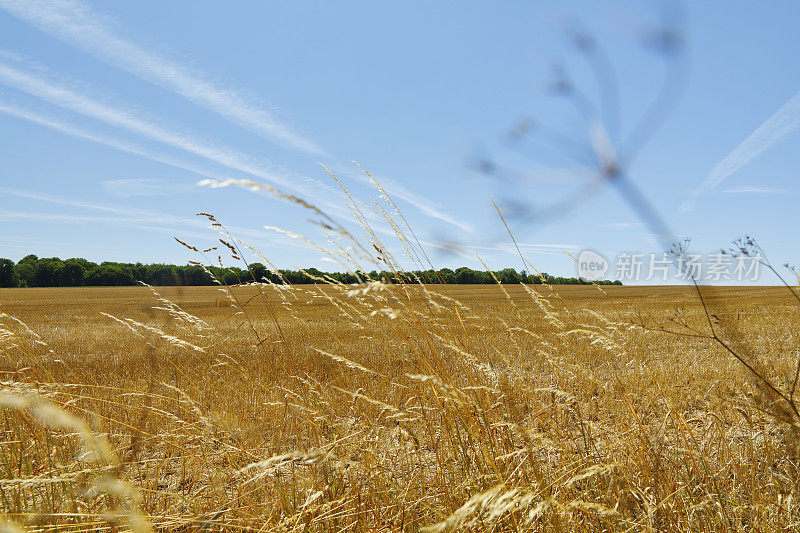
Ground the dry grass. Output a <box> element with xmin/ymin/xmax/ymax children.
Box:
<box><xmin>1</xmin><ymin>280</ymin><xmax>799</xmax><ymax>531</ymax></box>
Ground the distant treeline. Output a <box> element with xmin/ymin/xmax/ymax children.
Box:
<box><xmin>0</xmin><ymin>255</ymin><xmax>621</xmax><ymax>288</ymax></box>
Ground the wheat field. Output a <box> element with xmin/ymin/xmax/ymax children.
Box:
<box><xmin>1</xmin><ymin>281</ymin><xmax>799</xmax><ymax>531</ymax></box>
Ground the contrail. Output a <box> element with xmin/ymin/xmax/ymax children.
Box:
<box><xmin>0</xmin><ymin>57</ymin><xmax>331</xmax><ymax>197</ymax></box>
<box><xmin>681</xmin><ymin>88</ymin><xmax>800</xmax><ymax>211</ymax></box>
<box><xmin>0</xmin><ymin>99</ymin><xmax>462</xmax><ymax>252</ymax></box>
<box><xmin>0</xmin><ymin>0</ymin><xmax>326</xmax><ymax>155</ymax></box>
<box><xmin>332</xmin><ymin>166</ymin><xmax>475</xmax><ymax>233</ymax></box>
<box><xmin>0</xmin><ymin>96</ymin><xmax>352</xmax><ymax>221</ymax></box>
<box><xmin>0</xmin><ymin>209</ymin><xmax>294</xmax><ymax>246</ymax></box>
<box><xmin>0</xmin><ymin>186</ymin><xmax>307</xmax><ymax>247</ymax></box>
<box><xmin>723</xmin><ymin>186</ymin><xmax>787</xmax><ymax>194</ymax></box>
<box><xmin>0</xmin><ymin>0</ymin><xmax>475</xmax><ymax>233</ymax></box>
<box><xmin>0</xmin><ymin>0</ymin><xmax>480</xmax><ymax>234</ymax></box>
<box><xmin>0</xmin><ymin>54</ymin><xmax>474</xmax><ymax>233</ymax></box>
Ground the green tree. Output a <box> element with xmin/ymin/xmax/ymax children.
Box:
<box><xmin>32</xmin><ymin>258</ymin><xmax>62</xmax><ymax>287</ymax></box>
<box><xmin>248</xmin><ymin>263</ymin><xmax>269</xmax><ymax>283</ymax></box>
<box><xmin>14</xmin><ymin>255</ymin><xmax>38</xmax><ymax>287</ymax></box>
<box><xmin>86</xmin><ymin>265</ymin><xmax>135</xmax><ymax>286</ymax></box>
<box><xmin>146</xmin><ymin>264</ymin><xmax>178</xmax><ymax>285</ymax></box>
<box><xmin>178</xmin><ymin>265</ymin><xmax>214</xmax><ymax>286</ymax></box>
<box><xmin>58</xmin><ymin>259</ymin><xmax>86</xmax><ymax>286</ymax></box>
<box><xmin>221</xmin><ymin>268</ymin><xmax>244</xmax><ymax>285</ymax></box>
<box><xmin>496</xmin><ymin>268</ymin><xmax>522</xmax><ymax>284</ymax></box>
<box><xmin>437</xmin><ymin>268</ymin><xmax>455</xmax><ymax>284</ymax></box>
<box><xmin>0</xmin><ymin>259</ymin><xmax>19</xmax><ymax>287</ymax></box>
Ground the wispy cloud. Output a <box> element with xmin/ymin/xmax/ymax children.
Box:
<box><xmin>0</xmin><ymin>0</ymin><xmax>325</xmax><ymax>155</ymax></box>
<box><xmin>100</xmin><ymin>178</ymin><xmax>187</xmax><ymax>197</ymax></box>
<box><xmin>0</xmin><ymin>234</ymin><xmax>108</xmax><ymax>251</ymax></box>
<box><xmin>333</xmin><ymin>166</ymin><xmax>475</xmax><ymax>232</ymax></box>
<box><xmin>603</xmin><ymin>221</ymin><xmax>643</xmax><ymax>230</ymax></box>
<box><xmin>382</xmin><ymin>184</ymin><xmax>474</xmax><ymax>233</ymax></box>
<box><xmin>0</xmin><ymin>186</ymin><xmax>213</xmax><ymax>228</ymax></box>
<box><xmin>0</xmin><ymin>59</ymin><xmax>473</xmax><ymax>235</ymax></box>
<box><xmin>478</xmin><ymin>242</ymin><xmax>581</xmax><ymax>255</ymax></box>
<box><xmin>0</xmin><ymin>96</ymin><xmax>255</xmax><ymax>189</ymax></box>
<box><xmin>0</xmin><ymin>186</ymin><xmax>306</xmax><ymax>247</ymax></box>
<box><xmin>0</xmin><ymin>57</ymin><xmax>332</xmax><ymax>196</ymax></box>
<box><xmin>0</xmin><ymin>91</ymin><xmax>353</xmax><ymax>223</ymax></box>
<box><xmin>425</xmin><ymin>240</ymin><xmax>581</xmax><ymax>260</ymax></box>
<box><xmin>0</xmin><ymin>55</ymin><xmax>476</xmax><ymax>246</ymax></box>
<box><xmin>681</xmin><ymin>88</ymin><xmax>800</xmax><ymax>211</ymax></box>
<box><xmin>0</xmin><ymin>209</ymin><xmax>251</xmax><ymax>246</ymax></box>
<box><xmin>0</xmin><ymin>97</ymin><xmax>210</xmax><ymax>173</ymax></box>
<box><xmin>723</xmin><ymin>186</ymin><xmax>788</xmax><ymax>194</ymax></box>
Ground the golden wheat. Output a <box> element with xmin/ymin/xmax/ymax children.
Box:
<box><xmin>0</xmin><ymin>280</ymin><xmax>798</xmax><ymax>531</ymax></box>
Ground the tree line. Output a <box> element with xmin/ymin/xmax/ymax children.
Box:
<box><xmin>0</xmin><ymin>255</ymin><xmax>621</xmax><ymax>288</ymax></box>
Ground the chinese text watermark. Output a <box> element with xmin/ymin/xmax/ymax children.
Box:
<box><xmin>577</xmin><ymin>250</ymin><xmax>761</xmax><ymax>282</ymax></box>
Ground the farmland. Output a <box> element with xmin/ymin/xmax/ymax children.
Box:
<box><xmin>1</xmin><ymin>283</ymin><xmax>799</xmax><ymax>530</ymax></box>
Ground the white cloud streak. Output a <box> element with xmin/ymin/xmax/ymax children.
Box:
<box><xmin>0</xmin><ymin>93</ymin><xmax>355</xmax><ymax>223</ymax></box>
<box><xmin>722</xmin><ymin>186</ymin><xmax>788</xmax><ymax>194</ymax></box>
<box><xmin>419</xmin><ymin>239</ymin><xmax>581</xmax><ymax>261</ymax></box>
<box><xmin>0</xmin><ymin>96</ymin><xmax>241</xmax><ymax>185</ymax></box>
<box><xmin>0</xmin><ymin>97</ymin><xmax>209</xmax><ymax>172</ymax></box>
<box><xmin>100</xmin><ymin>178</ymin><xmax>185</xmax><ymax>197</ymax></box>
<box><xmin>0</xmin><ymin>61</ymin><xmax>470</xmax><ymax>233</ymax></box>
<box><xmin>0</xmin><ymin>99</ymin><xmax>459</xmax><ymax>260</ymax></box>
<box><xmin>0</xmin><ymin>0</ymin><xmax>325</xmax><ymax>155</ymax></box>
<box><xmin>0</xmin><ymin>57</ymin><xmax>334</xmax><ymax>197</ymax></box>
<box><xmin>0</xmin><ymin>209</ymin><xmax>249</xmax><ymax>246</ymax></box>
<box><xmin>602</xmin><ymin>221</ymin><xmax>643</xmax><ymax>230</ymax></box>
<box><xmin>0</xmin><ymin>186</ymin><xmax>306</xmax><ymax>247</ymax></box>
<box><xmin>383</xmin><ymin>184</ymin><xmax>474</xmax><ymax>233</ymax></box>
<box><xmin>681</xmin><ymin>88</ymin><xmax>800</xmax><ymax>211</ymax></box>
<box><xmin>333</xmin><ymin>166</ymin><xmax>475</xmax><ymax>233</ymax></box>
<box><xmin>0</xmin><ymin>22</ymin><xmax>472</xmax><ymax>232</ymax></box>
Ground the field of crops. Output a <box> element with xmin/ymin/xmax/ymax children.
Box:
<box><xmin>1</xmin><ymin>283</ymin><xmax>799</xmax><ymax>530</ymax></box>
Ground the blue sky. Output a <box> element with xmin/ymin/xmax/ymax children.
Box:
<box><xmin>0</xmin><ymin>1</ymin><xmax>798</xmax><ymax>282</ymax></box>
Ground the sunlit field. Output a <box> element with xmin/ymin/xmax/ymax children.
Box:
<box><xmin>2</xmin><ymin>283</ymin><xmax>799</xmax><ymax>530</ymax></box>
<box><xmin>1</xmin><ymin>0</ymin><xmax>797</xmax><ymax>530</ymax></box>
